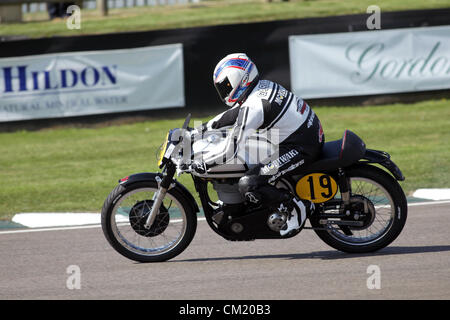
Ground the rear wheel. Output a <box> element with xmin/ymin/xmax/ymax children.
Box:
<box><xmin>310</xmin><ymin>165</ymin><xmax>407</xmax><ymax>253</ymax></box>
<box><xmin>101</xmin><ymin>181</ymin><xmax>197</xmax><ymax>262</ymax></box>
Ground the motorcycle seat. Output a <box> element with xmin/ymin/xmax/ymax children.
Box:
<box><xmin>304</xmin><ymin>130</ymin><xmax>366</xmax><ymax>172</ymax></box>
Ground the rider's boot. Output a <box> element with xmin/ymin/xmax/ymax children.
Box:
<box><xmin>279</xmin><ymin>194</ymin><xmax>315</xmax><ymax>236</ymax></box>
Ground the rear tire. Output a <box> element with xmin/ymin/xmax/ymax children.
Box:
<box><xmin>310</xmin><ymin>165</ymin><xmax>407</xmax><ymax>253</ymax></box>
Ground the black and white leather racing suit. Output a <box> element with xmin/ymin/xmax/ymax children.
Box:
<box><xmin>196</xmin><ymin>79</ymin><xmax>324</xmax><ymax>207</ymax></box>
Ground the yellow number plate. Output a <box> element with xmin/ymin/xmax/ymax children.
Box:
<box><xmin>157</xmin><ymin>133</ymin><xmax>169</xmax><ymax>166</ymax></box>
<box><xmin>295</xmin><ymin>173</ymin><xmax>338</xmax><ymax>203</ymax></box>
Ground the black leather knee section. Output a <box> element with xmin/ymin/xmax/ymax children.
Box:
<box><xmin>238</xmin><ymin>175</ymin><xmax>260</xmax><ymax>194</ymax></box>
<box><xmin>239</xmin><ymin>174</ymin><xmax>289</xmax><ymax>205</ymax></box>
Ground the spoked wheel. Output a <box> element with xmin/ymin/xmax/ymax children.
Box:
<box><xmin>101</xmin><ymin>181</ymin><xmax>197</xmax><ymax>262</ymax></box>
<box><xmin>128</xmin><ymin>199</ymin><xmax>170</xmax><ymax>237</ymax></box>
<box><xmin>310</xmin><ymin>165</ymin><xmax>407</xmax><ymax>253</ymax></box>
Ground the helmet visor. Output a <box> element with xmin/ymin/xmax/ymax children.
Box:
<box><xmin>214</xmin><ymin>76</ymin><xmax>233</xmax><ymax>102</ymax></box>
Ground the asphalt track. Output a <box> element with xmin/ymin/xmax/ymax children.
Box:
<box><xmin>0</xmin><ymin>201</ymin><xmax>449</xmax><ymax>300</ymax></box>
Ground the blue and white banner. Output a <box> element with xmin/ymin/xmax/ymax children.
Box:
<box><xmin>0</xmin><ymin>44</ymin><xmax>185</xmax><ymax>122</ymax></box>
<box><xmin>289</xmin><ymin>25</ymin><xmax>450</xmax><ymax>99</ymax></box>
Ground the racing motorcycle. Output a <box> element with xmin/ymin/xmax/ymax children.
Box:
<box><xmin>101</xmin><ymin>114</ymin><xmax>407</xmax><ymax>262</ymax></box>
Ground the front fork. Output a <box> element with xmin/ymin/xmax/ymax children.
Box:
<box><xmin>144</xmin><ymin>164</ymin><xmax>176</xmax><ymax>229</ymax></box>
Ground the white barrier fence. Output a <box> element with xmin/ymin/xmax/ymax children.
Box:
<box><xmin>22</xmin><ymin>0</ymin><xmax>199</xmax><ymax>13</ymax></box>
<box><xmin>0</xmin><ymin>44</ymin><xmax>185</xmax><ymax>122</ymax></box>
<box><xmin>289</xmin><ymin>25</ymin><xmax>450</xmax><ymax>99</ymax></box>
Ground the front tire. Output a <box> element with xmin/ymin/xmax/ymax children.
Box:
<box><xmin>101</xmin><ymin>181</ymin><xmax>197</xmax><ymax>262</ymax></box>
<box><xmin>310</xmin><ymin>165</ymin><xmax>407</xmax><ymax>253</ymax></box>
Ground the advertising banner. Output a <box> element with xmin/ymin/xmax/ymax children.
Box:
<box><xmin>289</xmin><ymin>25</ymin><xmax>450</xmax><ymax>99</ymax></box>
<box><xmin>0</xmin><ymin>44</ymin><xmax>184</xmax><ymax>122</ymax></box>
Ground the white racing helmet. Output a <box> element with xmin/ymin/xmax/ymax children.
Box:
<box><xmin>213</xmin><ymin>53</ymin><xmax>259</xmax><ymax>107</ymax></box>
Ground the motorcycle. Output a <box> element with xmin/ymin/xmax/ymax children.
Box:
<box><xmin>101</xmin><ymin>114</ymin><xmax>407</xmax><ymax>262</ymax></box>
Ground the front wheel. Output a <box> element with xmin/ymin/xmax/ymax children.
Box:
<box><xmin>101</xmin><ymin>181</ymin><xmax>197</xmax><ymax>262</ymax></box>
<box><xmin>310</xmin><ymin>165</ymin><xmax>407</xmax><ymax>253</ymax></box>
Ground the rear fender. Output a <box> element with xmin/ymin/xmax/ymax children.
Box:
<box><xmin>360</xmin><ymin>149</ymin><xmax>405</xmax><ymax>181</ymax></box>
<box><xmin>118</xmin><ymin>172</ymin><xmax>200</xmax><ymax>214</ymax></box>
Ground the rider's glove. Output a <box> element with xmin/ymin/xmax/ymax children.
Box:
<box><xmin>189</xmin><ymin>123</ymin><xmax>208</xmax><ymax>139</ymax></box>
<box><xmin>191</xmin><ymin>160</ymin><xmax>207</xmax><ymax>174</ymax></box>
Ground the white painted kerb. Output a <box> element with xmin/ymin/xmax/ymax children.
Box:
<box><xmin>12</xmin><ymin>212</ymin><xmax>126</xmax><ymax>228</ymax></box>
<box><xmin>413</xmin><ymin>189</ymin><xmax>450</xmax><ymax>201</ymax></box>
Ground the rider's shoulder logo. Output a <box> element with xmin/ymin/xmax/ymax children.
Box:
<box><xmin>257</xmin><ymin>80</ymin><xmax>271</xmax><ymax>98</ymax></box>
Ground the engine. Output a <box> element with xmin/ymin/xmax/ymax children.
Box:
<box><xmin>212</xmin><ymin>181</ymin><xmax>244</xmax><ymax>204</ymax></box>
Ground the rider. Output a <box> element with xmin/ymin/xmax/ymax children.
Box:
<box><xmin>193</xmin><ymin>53</ymin><xmax>324</xmax><ymax>235</ymax></box>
